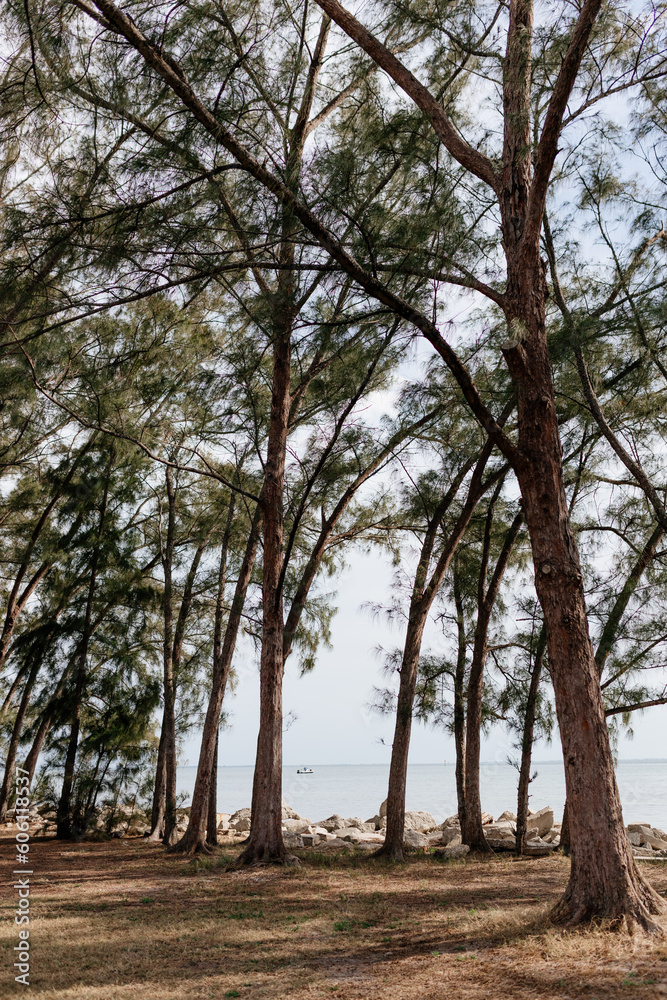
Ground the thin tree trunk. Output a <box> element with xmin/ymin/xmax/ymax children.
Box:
<box><xmin>24</xmin><ymin>659</ymin><xmax>75</xmax><ymax>787</ymax></box>
<box><xmin>376</xmin><ymin>441</ymin><xmax>507</xmax><ymax>860</ymax></box>
<box><xmin>161</xmin><ymin>467</ymin><xmax>178</xmax><ymax>846</ymax></box>
<box><xmin>148</xmin><ymin>724</ymin><xmax>167</xmax><ymax>840</ymax></box>
<box><xmin>236</xmin><ymin>19</ymin><xmax>331</xmax><ymax>868</ymax></box>
<box><xmin>462</xmin><ymin>500</ymin><xmax>523</xmax><ymax>851</ymax></box>
<box><xmin>0</xmin><ymin>661</ymin><xmax>29</xmax><ymax>720</ymax></box>
<box><xmin>206</xmin><ymin>730</ymin><xmax>219</xmax><ymax>846</ymax></box>
<box><xmin>453</xmin><ymin>560</ymin><xmax>467</xmax><ymax>824</ymax></box>
<box><xmin>516</xmin><ymin>628</ymin><xmax>547</xmax><ymax>855</ymax></box>
<box><xmin>56</xmin><ymin>455</ymin><xmax>112</xmax><ymax>840</ymax></box>
<box><xmin>172</xmin><ymin>507</ymin><xmax>261</xmax><ymax>854</ymax></box>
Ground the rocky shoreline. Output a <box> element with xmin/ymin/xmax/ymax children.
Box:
<box><xmin>5</xmin><ymin>800</ymin><xmax>667</xmax><ymax>859</ymax></box>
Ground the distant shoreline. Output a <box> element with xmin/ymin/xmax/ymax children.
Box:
<box><xmin>178</xmin><ymin>758</ymin><xmax>667</xmax><ymax>769</ymax></box>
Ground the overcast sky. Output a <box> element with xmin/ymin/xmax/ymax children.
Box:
<box><xmin>181</xmin><ymin>545</ymin><xmax>667</xmax><ymax>770</ymax></box>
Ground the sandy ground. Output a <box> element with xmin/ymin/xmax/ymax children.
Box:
<box><xmin>2</xmin><ymin>835</ymin><xmax>667</xmax><ymax>999</ymax></box>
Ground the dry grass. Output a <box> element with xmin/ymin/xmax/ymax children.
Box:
<box><xmin>2</xmin><ymin>835</ymin><xmax>667</xmax><ymax>998</ymax></box>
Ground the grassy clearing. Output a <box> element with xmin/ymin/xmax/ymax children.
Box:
<box><xmin>2</xmin><ymin>836</ymin><xmax>667</xmax><ymax>998</ymax></box>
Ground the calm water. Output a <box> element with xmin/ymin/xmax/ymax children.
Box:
<box><xmin>176</xmin><ymin>759</ymin><xmax>667</xmax><ymax>830</ymax></box>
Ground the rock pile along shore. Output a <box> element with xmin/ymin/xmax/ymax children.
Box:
<box><xmin>5</xmin><ymin>801</ymin><xmax>667</xmax><ymax>858</ymax></box>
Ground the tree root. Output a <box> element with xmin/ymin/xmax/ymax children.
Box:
<box><xmin>551</xmin><ymin>881</ymin><xmax>667</xmax><ymax>935</ymax></box>
<box><xmin>227</xmin><ymin>844</ymin><xmax>301</xmax><ymax>869</ymax></box>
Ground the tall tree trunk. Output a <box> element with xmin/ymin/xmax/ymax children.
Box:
<box><xmin>172</xmin><ymin>507</ymin><xmax>261</xmax><ymax>854</ymax></box>
<box><xmin>149</xmin><ymin>728</ymin><xmax>166</xmax><ymax>840</ymax></box>
<box><xmin>161</xmin><ymin>467</ymin><xmax>178</xmax><ymax>846</ymax></box>
<box><xmin>56</xmin><ymin>455</ymin><xmax>112</xmax><ymax>840</ymax></box>
<box><xmin>462</xmin><ymin>500</ymin><xmax>523</xmax><ymax>851</ymax></box>
<box><xmin>236</xmin><ymin>316</ymin><xmax>292</xmax><ymax>866</ymax></box>
<box><xmin>376</xmin><ymin>442</ymin><xmax>505</xmax><ymax>860</ymax></box>
<box><xmin>206</xmin><ymin>730</ymin><xmax>219</xmax><ymax>847</ymax></box>
<box><xmin>236</xmin><ymin>20</ymin><xmax>330</xmax><ymax>867</ymax></box>
<box><xmin>508</xmin><ymin>268</ymin><xmax>664</xmax><ymax>924</ymax></box>
<box><xmin>507</xmin><ymin>254</ymin><xmax>664</xmax><ymax>926</ymax></box>
<box><xmin>453</xmin><ymin>560</ymin><xmax>467</xmax><ymax>824</ymax></box>
<box><xmin>515</xmin><ymin>628</ymin><xmax>547</xmax><ymax>855</ymax></box>
<box><xmin>148</xmin><ymin>725</ymin><xmax>167</xmax><ymax>840</ymax></box>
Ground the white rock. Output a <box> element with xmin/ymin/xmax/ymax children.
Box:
<box><xmin>486</xmin><ymin>837</ymin><xmax>516</xmax><ymax>851</ymax></box>
<box><xmin>283</xmin><ymin>818</ymin><xmax>311</xmax><ymax>834</ymax></box>
<box><xmin>283</xmin><ymin>832</ymin><xmax>303</xmax><ymax>848</ymax></box>
<box><xmin>439</xmin><ymin>814</ymin><xmax>461</xmax><ymax>830</ymax></box>
<box><xmin>526</xmin><ymin>807</ymin><xmax>554</xmax><ymax>837</ymax></box>
<box><xmin>229</xmin><ymin>808</ymin><xmax>252</xmax><ymax>832</ymax></box>
<box><xmin>336</xmin><ymin>827</ymin><xmax>383</xmax><ymax>844</ymax></box>
<box><xmin>318</xmin><ymin>814</ymin><xmax>347</xmax><ymax>832</ymax></box>
<box><xmin>345</xmin><ymin>818</ymin><xmax>376</xmax><ymax>832</ymax></box>
<box><xmin>497</xmin><ymin>810</ymin><xmax>517</xmax><ymax>822</ymax></box>
<box><xmin>442</xmin><ymin>828</ymin><xmax>462</xmax><ymax>847</ymax></box>
<box><xmin>439</xmin><ymin>844</ymin><xmax>470</xmax><ymax>859</ymax></box>
<box><xmin>403</xmin><ymin>829</ymin><xmax>429</xmax><ymax>848</ymax></box>
<box><xmin>483</xmin><ymin>822</ymin><xmax>515</xmax><ymax>839</ymax></box>
<box><xmin>404</xmin><ymin>810</ymin><xmax>437</xmax><ymax>833</ymax></box>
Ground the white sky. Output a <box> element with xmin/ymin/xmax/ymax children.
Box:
<box><xmin>182</xmin><ymin>545</ymin><xmax>667</xmax><ymax>769</ymax></box>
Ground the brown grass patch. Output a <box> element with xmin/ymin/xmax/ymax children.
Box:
<box><xmin>2</xmin><ymin>836</ymin><xmax>667</xmax><ymax>998</ymax></box>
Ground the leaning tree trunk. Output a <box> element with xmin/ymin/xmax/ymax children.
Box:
<box><xmin>377</xmin><ymin>607</ymin><xmax>431</xmax><ymax>861</ymax></box>
<box><xmin>24</xmin><ymin>658</ymin><xmax>75</xmax><ymax>787</ymax></box>
<box><xmin>515</xmin><ymin>628</ymin><xmax>546</xmax><ymax>855</ymax></box>
<box><xmin>206</xmin><ymin>731</ymin><xmax>219</xmax><ymax>847</ymax></box>
<box><xmin>171</xmin><ymin>508</ymin><xmax>261</xmax><ymax>854</ymax></box>
<box><xmin>376</xmin><ymin>441</ymin><xmax>503</xmax><ymax>860</ymax></box>
<box><xmin>148</xmin><ymin>721</ymin><xmax>167</xmax><ymax>841</ymax></box>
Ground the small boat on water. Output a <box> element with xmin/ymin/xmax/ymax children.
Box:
<box><xmin>296</xmin><ymin>766</ymin><xmax>314</xmax><ymax>774</ymax></box>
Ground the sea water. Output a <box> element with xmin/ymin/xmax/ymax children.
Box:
<box><xmin>176</xmin><ymin>759</ymin><xmax>667</xmax><ymax>830</ymax></box>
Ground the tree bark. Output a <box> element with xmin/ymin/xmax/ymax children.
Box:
<box><xmin>516</xmin><ymin>628</ymin><xmax>547</xmax><ymax>855</ymax></box>
<box><xmin>376</xmin><ymin>441</ymin><xmax>506</xmax><ymax>860</ymax></box>
<box><xmin>56</xmin><ymin>455</ymin><xmax>112</xmax><ymax>840</ymax></box>
<box><xmin>508</xmin><ymin>259</ymin><xmax>664</xmax><ymax>928</ymax></box>
<box><xmin>236</xmin><ymin>312</ymin><xmax>293</xmax><ymax>866</ymax></box>
<box><xmin>235</xmin><ymin>20</ymin><xmax>330</xmax><ymax>867</ymax></box>
<box><xmin>206</xmin><ymin>730</ymin><xmax>219</xmax><ymax>847</ymax></box>
<box><xmin>453</xmin><ymin>560</ymin><xmax>467</xmax><ymax>824</ymax></box>
<box><xmin>462</xmin><ymin>501</ymin><xmax>523</xmax><ymax>851</ymax></box>
<box><xmin>171</xmin><ymin>507</ymin><xmax>261</xmax><ymax>854</ymax></box>
<box><xmin>161</xmin><ymin>466</ymin><xmax>178</xmax><ymax>846</ymax></box>
<box><xmin>148</xmin><ymin>727</ymin><xmax>166</xmax><ymax>841</ymax></box>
